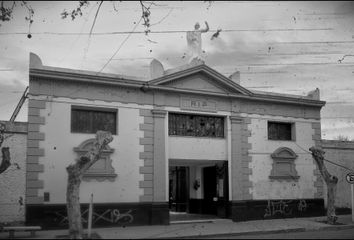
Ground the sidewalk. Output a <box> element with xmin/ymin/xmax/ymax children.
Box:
<box><xmin>1</xmin><ymin>215</ymin><xmax>353</xmax><ymax>239</ymax></box>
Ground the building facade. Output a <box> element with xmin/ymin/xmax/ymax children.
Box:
<box><xmin>26</xmin><ymin>53</ymin><xmax>326</xmax><ymax>228</ymax></box>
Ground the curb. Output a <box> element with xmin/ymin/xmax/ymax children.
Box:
<box><xmin>158</xmin><ymin>223</ymin><xmax>354</xmax><ymax>239</ymax></box>
<box><xmin>316</xmin><ymin>223</ymin><xmax>354</xmax><ymax>231</ymax></box>
<box><xmin>159</xmin><ymin>227</ymin><xmax>307</xmax><ymax>239</ymax></box>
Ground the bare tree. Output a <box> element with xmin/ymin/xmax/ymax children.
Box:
<box><xmin>66</xmin><ymin>131</ymin><xmax>113</xmax><ymax>239</ymax></box>
<box><xmin>309</xmin><ymin>146</ymin><xmax>338</xmax><ymax>224</ymax></box>
<box><xmin>0</xmin><ymin>123</ymin><xmax>11</xmax><ymax>174</ymax></box>
<box><xmin>0</xmin><ymin>1</ymin><xmax>153</xmax><ymax>37</ymax></box>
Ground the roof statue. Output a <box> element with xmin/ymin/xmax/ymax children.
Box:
<box><xmin>186</xmin><ymin>21</ymin><xmax>209</xmax><ymax>63</ymax></box>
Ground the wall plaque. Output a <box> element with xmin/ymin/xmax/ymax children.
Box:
<box><xmin>180</xmin><ymin>97</ymin><xmax>217</xmax><ymax>112</ymax></box>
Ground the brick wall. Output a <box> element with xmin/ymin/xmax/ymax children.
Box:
<box><xmin>0</xmin><ymin>121</ymin><xmax>27</xmax><ymax>224</ymax></box>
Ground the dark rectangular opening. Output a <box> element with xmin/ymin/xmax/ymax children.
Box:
<box><xmin>268</xmin><ymin>121</ymin><xmax>293</xmax><ymax>141</ymax></box>
<box><xmin>168</xmin><ymin>113</ymin><xmax>224</xmax><ymax>138</ymax></box>
<box><xmin>71</xmin><ymin>106</ymin><xmax>117</xmax><ymax>134</ymax></box>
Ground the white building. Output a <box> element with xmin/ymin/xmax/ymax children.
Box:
<box><xmin>26</xmin><ymin>53</ymin><xmax>325</xmax><ymax>228</ymax></box>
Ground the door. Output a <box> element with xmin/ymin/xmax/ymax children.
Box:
<box><xmin>169</xmin><ymin>166</ymin><xmax>189</xmax><ymax>212</ymax></box>
<box><xmin>203</xmin><ymin>166</ymin><xmax>217</xmax><ymax>214</ymax></box>
<box><xmin>216</xmin><ymin>162</ymin><xmax>229</xmax><ymax>218</ymax></box>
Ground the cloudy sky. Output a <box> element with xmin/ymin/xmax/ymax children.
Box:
<box><xmin>0</xmin><ymin>1</ymin><xmax>354</xmax><ymax>140</ymax></box>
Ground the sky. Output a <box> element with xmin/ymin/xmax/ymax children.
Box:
<box><xmin>0</xmin><ymin>1</ymin><xmax>354</xmax><ymax>140</ymax></box>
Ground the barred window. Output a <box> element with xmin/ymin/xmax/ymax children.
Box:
<box><xmin>268</xmin><ymin>122</ymin><xmax>293</xmax><ymax>141</ymax></box>
<box><xmin>169</xmin><ymin>113</ymin><xmax>224</xmax><ymax>138</ymax></box>
<box><xmin>71</xmin><ymin>107</ymin><xmax>117</xmax><ymax>134</ymax></box>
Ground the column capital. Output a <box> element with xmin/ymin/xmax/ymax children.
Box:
<box><xmin>151</xmin><ymin>109</ymin><xmax>167</xmax><ymax>118</ymax></box>
<box><xmin>230</xmin><ymin>115</ymin><xmax>243</xmax><ymax>124</ymax></box>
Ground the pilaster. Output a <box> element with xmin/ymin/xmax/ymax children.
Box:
<box><xmin>151</xmin><ymin>109</ymin><xmax>167</xmax><ymax>202</ymax></box>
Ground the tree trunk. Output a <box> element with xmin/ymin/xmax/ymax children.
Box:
<box><xmin>309</xmin><ymin>146</ymin><xmax>338</xmax><ymax>224</ymax></box>
<box><xmin>66</xmin><ymin>131</ymin><xmax>113</xmax><ymax>239</ymax></box>
<box><xmin>67</xmin><ymin>165</ymin><xmax>83</xmax><ymax>239</ymax></box>
<box><xmin>0</xmin><ymin>147</ymin><xmax>11</xmax><ymax>174</ymax></box>
<box><xmin>0</xmin><ymin>123</ymin><xmax>11</xmax><ymax>174</ymax></box>
<box><xmin>326</xmin><ymin>177</ymin><xmax>338</xmax><ymax>224</ymax></box>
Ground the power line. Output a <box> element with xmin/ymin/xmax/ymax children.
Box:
<box><xmin>273</xmin><ymin>40</ymin><xmax>354</xmax><ymax>45</ymax></box>
<box><xmin>96</xmin><ymin>1</ymin><xmax>155</xmax><ymax>74</ymax></box>
<box><xmin>0</xmin><ymin>28</ymin><xmax>334</xmax><ymax>36</ymax></box>
<box><xmin>294</xmin><ymin>142</ymin><xmax>354</xmax><ymax>172</ymax></box>
<box><xmin>96</xmin><ymin>19</ymin><xmax>143</xmax><ymax>74</ymax></box>
<box><xmin>236</xmin><ymin>62</ymin><xmax>354</xmax><ymax>66</ymax></box>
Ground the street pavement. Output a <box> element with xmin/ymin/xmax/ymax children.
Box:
<box><xmin>1</xmin><ymin>214</ymin><xmax>353</xmax><ymax>239</ymax></box>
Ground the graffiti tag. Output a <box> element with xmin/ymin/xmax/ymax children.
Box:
<box><xmin>53</xmin><ymin>208</ymin><xmax>134</xmax><ymax>226</ymax></box>
<box><xmin>264</xmin><ymin>200</ymin><xmax>292</xmax><ymax>218</ymax></box>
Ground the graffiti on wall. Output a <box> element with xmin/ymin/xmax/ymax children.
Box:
<box><xmin>264</xmin><ymin>200</ymin><xmax>292</xmax><ymax>218</ymax></box>
<box><xmin>264</xmin><ymin>199</ymin><xmax>308</xmax><ymax>218</ymax></box>
<box><xmin>53</xmin><ymin>208</ymin><xmax>134</xmax><ymax>226</ymax></box>
<box><xmin>297</xmin><ymin>199</ymin><xmax>307</xmax><ymax>212</ymax></box>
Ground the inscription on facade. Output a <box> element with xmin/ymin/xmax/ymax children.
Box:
<box><xmin>180</xmin><ymin>98</ymin><xmax>216</xmax><ymax>112</ymax></box>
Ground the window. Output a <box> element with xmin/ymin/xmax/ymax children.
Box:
<box><xmin>269</xmin><ymin>147</ymin><xmax>299</xmax><ymax>181</ymax></box>
<box><xmin>168</xmin><ymin>113</ymin><xmax>224</xmax><ymax>138</ymax></box>
<box><xmin>268</xmin><ymin>121</ymin><xmax>293</xmax><ymax>141</ymax></box>
<box><xmin>71</xmin><ymin>106</ymin><xmax>117</xmax><ymax>134</ymax></box>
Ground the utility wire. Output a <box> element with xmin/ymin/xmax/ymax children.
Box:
<box><xmin>0</xmin><ymin>28</ymin><xmax>334</xmax><ymax>36</ymax></box>
<box><xmin>96</xmin><ymin>18</ymin><xmax>143</xmax><ymax>74</ymax></box>
<box><xmin>96</xmin><ymin>1</ymin><xmax>154</xmax><ymax>74</ymax></box>
<box><xmin>294</xmin><ymin>142</ymin><xmax>354</xmax><ymax>172</ymax></box>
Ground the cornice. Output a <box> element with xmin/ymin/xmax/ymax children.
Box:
<box><xmin>30</xmin><ymin>68</ymin><xmax>145</xmax><ymax>88</ymax></box>
<box><xmin>30</xmin><ymin>67</ymin><xmax>326</xmax><ymax>108</ymax></box>
<box><xmin>151</xmin><ymin>109</ymin><xmax>167</xmax><ymax>118</ymax></box>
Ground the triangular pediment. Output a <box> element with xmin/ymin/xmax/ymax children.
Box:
<box><xmin>147</xmin><ymin>64</ymin><xmax>252</xmax><ymax>96</ymax></box>
<box><xmin>271</xmin><ymin>147</ymin><xmax>298</xmax><ymax>159</ymax></box>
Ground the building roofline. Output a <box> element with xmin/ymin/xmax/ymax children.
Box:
<box><xmin>29</xmin><ymin>53</ymin><xmax>326</xmax><ymax>108</ymax></box>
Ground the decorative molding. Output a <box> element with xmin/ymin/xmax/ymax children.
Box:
<box><xmin>139</xmin><ymin>109</ymin><xmax>154</xmax><ymax>202</ymax></box>
<box><xmin>180</xmin><ymin>97</ymin><xmax>217</xmax><ymax>112</ymax></box>
<box><xmin>151</xmin><ymin>109</ymin><xmax>167</xmax><ymax>118</ymax></box>
<box><xmin>230</xmin><ymin>116</ymin><xmax>253</xmax><ymax>201</ymax></box>
<box><xmin>269</xmin><ymin>147</ymin><xmax>300</xmax><ymax>181</ymax></box>
<box><xmin>82</xmin><ymin>173</ymin><xmax>117</xmax><ymax>182</ymax></box>
<box><xmin>30</xmin><ymin>66</ymin><xmax>326</xmax><ymax>108</ymax></box>
<box><xmin>26</xmin><ymin>99</ymin><xmax>46</xmax><ymax>205</ymax></box>
<box><xmin>241</xmin><ymin>119</ymin><xmax>253</xmax><ymax>200</ymax></box>
<box><xmin>271</xmin><ymin>147</ymin><xmax>298</xmax><ymax>159</ymax></box>
<box><xmin>74</xmin><ymin>138</ymin><xmax>116</xmax><ymax>181</ymax></box>
<box><xmin>230</xmin><ymin>116</ymin><xmax>243</xmax><ymax>124</ymax></box>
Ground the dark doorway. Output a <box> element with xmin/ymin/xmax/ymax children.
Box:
<box><xmin>169</xmin><ymin>166</ymin><xmax>189</xmax><ymax>212</ymax></box>
<box><xmin>203</xmin><ymin>166</ymin><xmax>217</xmax><ymax>215</ymax></box>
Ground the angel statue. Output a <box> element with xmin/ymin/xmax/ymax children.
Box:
<box><xmin>186</xmin><ymin>21</ymin><xmax>209</xmax><ymax>63</ymax></box>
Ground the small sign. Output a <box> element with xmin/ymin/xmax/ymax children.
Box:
<box><xmin>180</xmin><ymin>98</ymin><xmax>217</xmax><ymax>112</ymax></box>
<box><xmin>346</xmin><ymin>173</ymin><xmax>354</xmax><ymax>184</ymax></box>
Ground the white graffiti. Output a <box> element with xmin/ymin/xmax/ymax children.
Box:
<box><xmin>93</xmin><ymin>209</ymin><xmax>134</xmax><ymax>224</ymax></box>
<box><xmin>53</xmin><ymin>208</ymin><xmax>134</xmax><ymax>226</ymax></box>
<box><xmin>264</xmin><ymin>200</ymin><xmax>292</xmax><ymax>218</ymax></box>
<box><xmin>297</xmin><ymin>199</ymin><xmax>307</xmax><ymax>212</ymax></box>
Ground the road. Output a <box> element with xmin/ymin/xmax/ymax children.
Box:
<box><xmin>202</xmin><ymin>228</ymin><xmax>354</xmax><ymax>239</ymax></box>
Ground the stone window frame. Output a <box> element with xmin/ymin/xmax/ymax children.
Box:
<box><xmin>269</xmin><ymin>147</ymin><xmax>300</xmax><ymax>181</ymax></box>
<box><xmin>73</xmin><ymin>138</ymin><xmax>117</xmax><ymax>181</ymax></box>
